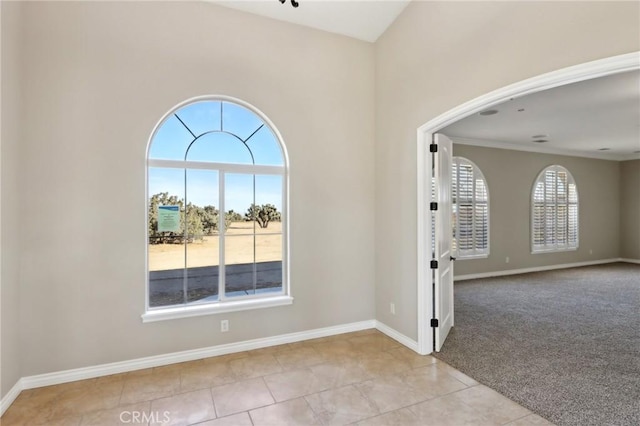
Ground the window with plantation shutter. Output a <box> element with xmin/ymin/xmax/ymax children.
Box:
<box><xmin>531</xmin><ymin>165</ymin><xmax>578</xmax><ymax>253</ymax></box>
<box><xmin>452</xmin><ymin>157</ymin><xmax>489</xmax><ymax>258</ymax></box>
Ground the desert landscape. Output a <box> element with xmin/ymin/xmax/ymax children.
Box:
<box><xmin>148</xmin><ymin>221</ymin><xmax>283</xmax><ymax>271</ymax></box>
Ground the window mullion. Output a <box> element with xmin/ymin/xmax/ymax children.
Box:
<box><xmin>219</xmin><ymin>172</ymin><xmax>226</xmax><ymax>301</ymax></box>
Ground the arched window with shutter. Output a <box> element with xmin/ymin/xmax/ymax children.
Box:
<box><xmin>531</xmin><ymin>165</ymin><xmax>578</xmax><ymax>253</ymax></box>
<box><xmin>452</xmin><ymin>157</ymin><xmax>489</xmax><ymax>259</ymax></box>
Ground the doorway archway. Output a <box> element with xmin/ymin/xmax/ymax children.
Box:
<box><xmin>416</xmin><ymin>52</ymin><xmax>640</xmax><ymax>355</ymax></box>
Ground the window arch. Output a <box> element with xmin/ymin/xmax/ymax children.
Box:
<box><xmin>531</xmin><ymin>165</ymin><xmax>578</xmax><ymax>253</ymax></box>
<box><xmin>144</xmin><ymin>96</ymin><xmax>290</xmax><ymax>321</ymax></box>
<box><xmin>452</xmin><ymin>157</ymin><xmax>489</xmax><ymax>258</ymax></box>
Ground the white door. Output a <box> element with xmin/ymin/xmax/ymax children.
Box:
<box><xmin>434</xmin><ymin>133</ymin><xmax>454</xmax><ymax>351</ymax></box>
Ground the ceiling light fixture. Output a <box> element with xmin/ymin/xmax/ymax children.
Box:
<box><xmin>279</xmin><ymin>0</ymin><xmax>299</xmax><ymax>7</ymax></box>
<box><xmin>479</xmin><ymin>109</ymin><xmax>498</xmax><ymax>116</ymax></box>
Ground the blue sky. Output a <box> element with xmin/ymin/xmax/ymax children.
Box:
<box><xmin>148</xmin><ymin>101</ymin><xmax>284</xmax><ymax>213</ymax></box>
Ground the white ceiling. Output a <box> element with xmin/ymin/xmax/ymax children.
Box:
<box><xmin>442</xmin><ymin>70</ymin><xmax>640</xmax><ymax>161</ymax></box>
<box><xmin>210</xmin><ymin>0</ymin><xmax>410</xmax><ymax>42</ymax></box>
<box><xmin>208</xmin><ymin>1</ymin><xmax>639</xmax><ymax>161</ymax></box>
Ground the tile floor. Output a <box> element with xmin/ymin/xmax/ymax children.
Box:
<box><xmin>1</xmin><ymin>330</ymin><xmax>554</xmax><ymax>425</ymax></box>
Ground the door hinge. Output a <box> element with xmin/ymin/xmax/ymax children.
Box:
<box><xmin>429</xmin><ymin>143</ymin><xmax>438</xmax><ymax>153</ymax></box>
<box><xmin>430</xmin><ymin>260</ymin><xmax>438</xmax><ymax>269</ymax></box>
<box><xmin>431</xmin><ymin>319</ymin><xmax>439</xmax><ymax>327</ymax></box>
<box><xmin>430</xmin><ymin>202</ymin><xmax>438</xmax><ymax>211</ymax></box>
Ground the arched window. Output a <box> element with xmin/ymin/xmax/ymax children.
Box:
<box><xmin>144</xmin><ymin>96</ymin><xmax>290</xmax><ymax>321</ymax></box>
<box><xmin>452</xmin><ymin>157</ymin><xmax>489</xmax><ymax>258</ymax></box>
<box><xmin>531</xmin><ymin>165</ymin><xmax>578</xmax><ymax>253</ymax></box>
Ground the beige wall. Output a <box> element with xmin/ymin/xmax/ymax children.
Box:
<box><xmin>375</xmin><ymin>1</ymin><xmax>640</xmax><ymax>340</ymax></box>
<box><xmin>17</xmin><ymin>1</ymin><xmax>375</xmax><ymax>377</ymax></box>
<box><xmin>1</xmin><ymin>1</ymin><xmax>24</xmax><ymax>399</ymax></box>
<box><xmin>620</xmin><ymin>160</ymin><xmax>640</xmax><ymax>259</ymax></box>
<box><xmin>451</xmin><ymin>145</ymin><xmax>621</xmax><ymax>276</ymax></box>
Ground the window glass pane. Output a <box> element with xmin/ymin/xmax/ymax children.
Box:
<box><xmin>149</xmin><ymin>115</ymin><xmax>195</xmax><ymax>160</ymax></box>
<box><xmin>148</xmin><ymin>167</ymin><xmax>185</xmax><ymax>307</ymax></box>
<box><xmin>185</xmin><ymin>170</ymin><xmax>220</xmax><ymax>303</ymax></box>
<box><xmin>174</xmin><ymin>101</ymin><xmax>221</xmax><ymax>137</ymax></box>
<box><xmin>256</xmin><ymin>234</ymin><xmax>283</xmax><ymax>294</ymax></box>
<box><xmin>226</xmin><ymin>174</ymin><xmax>255</xmax><ymax>234</ymax></box>
<box><xmin>222</xmin><ymin>102</ymin><xmax>265</xmax><ymax>141</ymax></box>
<box><xmin>246</xmin><ymin>126</ymin><xmax>285</xmax><ymax>166</ymax></box>
<box><xmin>225</xmin><ymin>235</ymin><xmax>256</xmax><ymax>297</ymax></box>
<box><xmin>255</xmin><ymin>175</ymin><xmax>283</xmax><ymax>227</ymax></box>
<box><xmin>186</xmin><ymin>132</ymin><xmax>253</xmax><ymax>164</ymax></box>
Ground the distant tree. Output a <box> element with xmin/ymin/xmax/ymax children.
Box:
<box><xmin>227</xmin><ymin>210</ymin><xmax>243</xmax><ymax>222</ymax></box>
<box><xmin>245</xmin><ymin>204</ymin><xmax>281</xmax><ymax>229</ymax></box>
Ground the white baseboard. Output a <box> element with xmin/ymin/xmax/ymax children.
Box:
<box><xmin>454</xmin><ymin>258</ymin><xmax>623</xmax><ymax>281</ymax></box>
<box><xmin>0</xmin><ymin>379</ymin><xmax>23</xmax><ymax>417</ymax></box>
<box><xmin>620</xmin><ymin>258</ymin><xmax>640</xmax><ymax>265</ymax></box>
<box><xmin>19</xmin><ymin>320</ymin><xmax>376</xmax><ymax>391</ymax></box>
<box><xmin>375</xmin><ymin>321</ymin><xmax>419</xmax><ymax>352</ymax></box>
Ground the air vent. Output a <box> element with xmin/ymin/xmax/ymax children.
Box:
<box><xmin>598</xmin><ymin>148</ymin><xmax>611</xmax><ymax>151</ymax></box>
<box><xmin>479</xmin><ymin>109</ymin><xmax>498</xmax><ymax>116</ymax></box>
<box><xmin>533</xmin><ymin>140</ymin><xmax>548</xmax><ymax>143</ymax></box>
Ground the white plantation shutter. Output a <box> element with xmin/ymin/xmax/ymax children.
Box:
<box><xmin>452</xmin><ymin>157</ymin><xmax>489</xmax><ymax>258</ymax></box>
<box><xmin>531</xmin><ymin>165</ymin><xmax>579</xmax><ymax>252</ymax></box>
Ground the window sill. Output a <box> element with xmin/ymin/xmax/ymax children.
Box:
<box><xmin>141</xmin><ymin>296</ymin><xmax>294</xmax><ymax>323</ymax></box>
<box><xmin>531</xmin><ymin>247</ymin><xmax>578</xmax><ymax>254</ymax></box>
<box><xmin>456</xmin><ymin>253</ymin><xmax>489</xmax><ymax>260</ymax></box>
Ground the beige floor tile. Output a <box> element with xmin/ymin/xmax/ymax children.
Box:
<box><xmin>229</xmin><ymin>353</ymin><xmax>283</xmax><ymax>380</ymax></box>
<box><xmin>355</xmin><ymin>374</ymin><xmax>432</xmax><ymax>414</ymax></box>
<box><xmin>211</xmin><ymin>377</ymin><xmax>275</xmax><ymax>417</ymax></box>
<box><xmin>264</xmin><ymin>367</ymin><xmax>331</xmax><ymax>402</ymax></box>
<box><xmin>387</xmin><ymin>346</ymin><xmax>438</xmax><ymax>368</ymax></box>
<box><xmin>348</xmin><ymin>333</ymin><xmax>401</xmax><ymax>352</ymax></box>
<box><xmin>50</xmin><ymin>379</ymin><xmax>124</xmax><ymax>418</ymax></box>
<box><xmin>179</xmin><ymin>360</ymin><xmax>237</xmax><ymax>393</ymax></box>
<box><xmin>274</xmin><ymin>345</ymin><xmax>326</xmax><ymax>370</ymax></box>
<box><xmin>506</xmin><ymin>414</ymin><xmax>555</xmax><ymax>425</ymax></box>
<box><xmin>202</xmin><ymin>352</ymin><xmax>250</xmax><ymax>363</ymax></box>
<box><xmin>449</xmin><ymin>385</ymin><xmax>531</xmax><ymax>424</ymax></box>
<box><xmin>250</xmin><ymin>397</ymin><xmax>321</xmax><ymax>425</ymax></box>
<box><xmin>305</xmin><ymin>385</ymin><xmax>379</xmax><ymax>425</ymax></box>
<box><xmin>80</xmin><ymin>402</ymin><xmax>151</xmax><ymax>426</ymax></box>
<box><xmin>401</xmin><ymin>364</ymin><xmax>468</xmax><ymax>397</ymax></box>
<box><xmin>149</xmin><ymin>388</ymin><xmax>216</xmax><ymax>426</ymax></box>
<box><xmin>355</xmin><ymin>351</ymin><xmax>413</xmax><ymax>378</ymax></box>
<box><xmin>119</xmin><ymin>371</ymin><xmax>182</xmax><ymax>405</ymax></box>
<box><xmin>0</xmin><ymin>390</ymin><xmax>59</xmax><ymax>425</ymax></box>
<box><xmin>356</xmin><ymin>408</ymin><xmax>422</xmax><ymax>426</ymax></box>
<box><xmin>408</xmin><ymin>393</ymin><xmax>497</xmax><ymax>426</ymax></box>
<box><xmin>434</xmin><ymin>361</ymin><xmax>479</xmax><ymax>386</ymax></box>
<box><xmin>196</xmin><ymin>412</ymin><xmax>253</xmax><ymax>426</ymax></box>
<box><xmin>311</xmin><ymin>339</ymin><xmax>360</xmax><ymax>360</ymax></box>
<box><xmin>249</xmin><ymin>344</ymin><xmax>293</xmax><ymax>356</ymax></box>
<box><xmin>309</xmin><ymin>360</ymin><xmax>373</xmax><ymax>388</ymax></box>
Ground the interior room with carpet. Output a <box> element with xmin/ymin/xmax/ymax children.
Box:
<box><xmin>1</xmin><ymin>1</ymin><xmax>638</xmax><ymax>425</ymax></box>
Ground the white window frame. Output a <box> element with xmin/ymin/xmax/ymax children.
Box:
<box><xmin>531</xmin><ymin>165</ymin><xmax>579</xmax><ymax>254</ymax></box>
<box><xmin>452</xmin><ymin>157</ymin><xmax>490</xmax><ymax>259</ymax></box>
<box><xmin>142</xmin><ymin>96</ymin><xmax>291</xmax><ymax>322</ymax></box>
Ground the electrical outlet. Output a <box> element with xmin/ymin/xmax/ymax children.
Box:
<box><xmin>589</xmin><ymin>249</ymin><xmax>593</xmax><ymax>255</ymax></box>
<box><xmin>220</xmin><ymin>320</ymin><xmax>229</xmax><ymax>332</ymax></box>
<box><xmin>505</xmin><ymin>256</ymin><xmax>510</xmax><ymax>264</ymax></box>
<box><xmin>390</xmin><ymin>303</ymin><xmax>396</xmax><ymax>315</ymax></box>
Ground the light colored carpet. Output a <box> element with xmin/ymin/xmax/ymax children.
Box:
<box><xmin>433</xmin><ymin>262</ymin><xmax>640</xmax><ymax>426</ymax></box>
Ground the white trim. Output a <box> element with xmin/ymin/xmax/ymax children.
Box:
<box><xmin>142</xmin><ymin>296</ymin><xmax>293</xmax><ymax>323</ymax></box>
<box><xmin>148</xmin><ymin>159</ymin><xmax>285</xmax><ymax>175</ymax></box>
<box><xmin>0</xmin><ymin>379</ymin><xmax>22</xmax><ymax>417</ymax></box>
<box><xmin>375</xmin><ymin>321</ymin><xmax>419</xmax><ymax>352</ymax></box>
<box><xmin>620</xmin><ymin>258</ymin><xmax>640</xmax><ymax>265</ymax></box>
<box><xmin>18</xmin><ymin>320</ymin><xmax>376</xmax><ymax>391</ymax></box>
<box><xmin>454</xmin><ymin>258</ymin><xmax>621</xmax><ymax>281</ymax></box>
<box><xmin>451</xmin><ymin>136</ymin><xmax>638</xmax><ymax>162</ymax></box>
<box><xmin>417</xmin><ymin>52</ymin><xmax>640</xmax><ymax>356</ymax></box>
<box><xmin>416</xmin><ymin>129</ymin><xmax>433</xmax><ymax>355</ymax></box>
